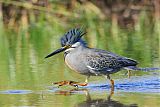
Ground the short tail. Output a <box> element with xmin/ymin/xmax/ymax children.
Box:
<box><xmin>125</xmin><ymin>66</ymin><xmax>160</xmax><ymax>72</ymax></box>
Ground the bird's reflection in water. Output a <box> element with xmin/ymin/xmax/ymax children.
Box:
<box><xmin>55</xmin><ymin>88</ymin><xmax>138</xmax><ymax>107</ymax></box>
<box><xmin>76</xmin><ymin>91</ymin><xmax>138</xmax><ymax>107</ymax></box>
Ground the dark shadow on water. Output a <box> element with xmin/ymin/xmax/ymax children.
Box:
<box><xmin>77</xmin><ymin>91</ymin><xmax>138</xmax><ymax>107</ymax></box>
<box><xmin>54</xmin><ymin>88</ymin><xmax>138</xmax><ymax>107</ymax></box>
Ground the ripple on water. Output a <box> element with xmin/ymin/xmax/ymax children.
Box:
<box><xmin>86</xmin><ymin>75</ymin><xmax>160</xmax><ymax>93</ymax></box>
<box><xmin>0</xmin><ymin>90</ymin><xmax>33</xmax><ymax>94</ymax></box>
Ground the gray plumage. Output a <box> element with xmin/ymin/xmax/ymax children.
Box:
<box><xmin>45</xmin><ymin>27</ymin><xmax>160</xmax><ymax>87</ymax></box>
<box><xmin>64</xmin><ymin>43</ymin><xmax>138</xmax><ymax>76</ymax></box>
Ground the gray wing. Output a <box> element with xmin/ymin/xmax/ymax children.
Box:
<box><xmin>84</xmin><ymin>48</ymin><xmax>138</xmax><ymax>74</ymax></box>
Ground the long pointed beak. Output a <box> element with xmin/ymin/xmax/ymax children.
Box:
<box><xmin>45</xmin><ymin>46</ymin><xmax>67</xmax><ymax>58</ymax></box>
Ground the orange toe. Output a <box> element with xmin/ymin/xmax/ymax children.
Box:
<box><xmin>77</xmin><ymin>82</ymin><xmax>88</xmax><ymax>86</ymax></box>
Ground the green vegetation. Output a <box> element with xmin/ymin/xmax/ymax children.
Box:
<box><xmin>0</xmin><ymin>0</ymin><xmax>159</xmax><ymax>73</ymax></box>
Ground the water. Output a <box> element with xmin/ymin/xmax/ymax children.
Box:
<box><xmin>0</xmin><ymin>76</ymin><xmax>159</xmax><ymax>107</ymax></box>
<box><xmin>0</xmin><ymin>30</ymin><xmax>160</xmax><ymax>107</ymax></box>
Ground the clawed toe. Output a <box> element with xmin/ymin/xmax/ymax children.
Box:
<box><xmin>77</xmin><ymin>82</ymin><xmax>88</xmax><ymax>86</ymax></box>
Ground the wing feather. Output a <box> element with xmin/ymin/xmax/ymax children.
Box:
<box><xmin>84</xmin><ymin>48</ymin><xmax>138</xmax><ymax>73</ymax></box>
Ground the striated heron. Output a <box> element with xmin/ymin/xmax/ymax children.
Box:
<box><xmin>45</xmin><ymin>28</ymin><xmax>160</xmax><ymax>89</ymax></box>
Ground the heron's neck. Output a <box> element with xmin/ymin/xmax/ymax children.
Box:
<box><xmin>64</xmin><ymin>47</ymin><xmax>74</xmax><ymax>58</ymax></box>
<box><xmin>64</xmin><ymin>45</ymin><xmax>87</xmax><ymax>58</ymax></box>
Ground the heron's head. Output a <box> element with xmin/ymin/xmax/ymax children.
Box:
<box><xmin>45</xmin><ymin>28</ymin><xmax>86</xmax><ymax>58</ymax></box>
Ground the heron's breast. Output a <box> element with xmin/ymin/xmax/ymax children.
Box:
<box><xmin>65</xmin><ymin>57</ymin><xmax>78</xmax><ymax>72</ymax></box>
<box><xmin>64</xmin><ymin>54</ymin><xmax>89</xmax><ymax>74</ymax></box>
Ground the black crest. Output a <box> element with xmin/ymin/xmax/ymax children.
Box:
<box><xmin>60</xmin><ymin>28</ymin><xmax>86</xmax><ymax>47</ymax></box>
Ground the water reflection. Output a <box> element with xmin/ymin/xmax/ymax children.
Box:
<box><xmin>54</xmin><ymin>88</ymin><xmax>138</xmax><ymax>107</ymax></box>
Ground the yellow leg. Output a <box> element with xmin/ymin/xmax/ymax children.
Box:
<box><xmin>110</xmin><ymin>79</ymin><xmax>114</xmax><ymax>94</ymax></box>
<box><xmin>127</xmin><ymin>70</ymin><xmax>131</xmax><ymax>78</ymax></box>
<box><xmin>110</xmin><ymin>79</ymin><xmax>114</xmax><ymax>88</ymax></box>
<box><xmin>106</xmin><ymin>75</ymin><xmax>114</xmax><ymax>94</ymax></box>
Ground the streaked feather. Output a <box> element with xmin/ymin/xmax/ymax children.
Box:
<box><xmin>60</xmin><ymin>28</ymin><xmax>86</xmax><ymax>47</ymax></box>
<box><xmin>85</xmin><ymin>48</ymin><xmax>138</xmax><ymax>74</ymax></box>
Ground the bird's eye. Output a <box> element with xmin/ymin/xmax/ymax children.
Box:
<box><xmin>68</xmin><ymin>45</ymin><xmax>71</xmax><ymax>48</ymax></box>
<box><xmin>66</xmin><ymin>45</ymin><xmax>71</xmax><ymax>48</ymax></box>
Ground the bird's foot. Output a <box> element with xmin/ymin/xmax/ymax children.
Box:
<box><xmin>53</xmin><ymin>80</ymin><xmax>88</xmax><ymax>88</ymax></box>
<box><xmin>53</xmin><ymin>80</ymin><xmax>79</xmax><ymax>87</ymax></box>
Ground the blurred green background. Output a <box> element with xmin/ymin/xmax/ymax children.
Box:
<box><xmin>0</xmin><ymin>0</ymin><xmax>159</xmax><ymax>107</ymax></box>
